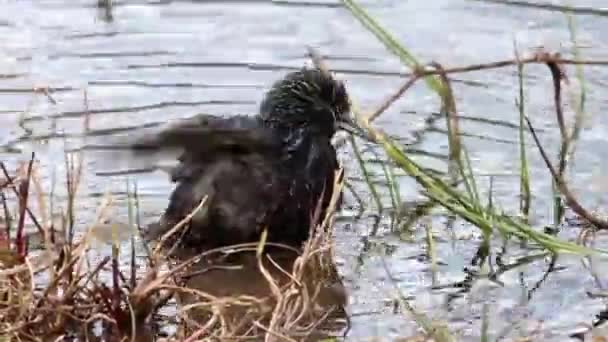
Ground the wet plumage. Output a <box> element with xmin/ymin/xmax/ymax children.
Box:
<box><xmin>104</xmin><ymin>67</ymin><xmax>352</xmax><ymax>250</ymax></box>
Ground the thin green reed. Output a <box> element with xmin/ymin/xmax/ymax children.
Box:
<box><xmin>127</xmin><ymin>177</ymin><xmax>136</xmax><ymax>289</ymax></box>
<box><xmin>481</xmin><ymin>301</ymin><xmax>490</xmax><ymax>342</ymax></box>
<box><xmin>459</xmin><ymin>145</ymin><xmax>481</xmax><ymax>212</ymax></box>
<box><xmin>424</xmin><ymin>218</ymin><xmax>438</xmax><ymax>286</ymax></box>
<box><xmin>381</xmin><ymin>256</ymin><xmax>456</xmax><ymax>342</ymax></box>
<box><xmin>342</xmin><ymin>0</ymin><xmax>444</xmax><ymax>95</ymax></box>
<box><xmin>387</xmin><ymin>163</ymin><xmax>401</xmax><ymax>211</ymax></box>
<box><xmin>382</xmin><ymin>138</ymin><xmax>603</xmax><ymax>255</ymax></box>
<box><xmin>515</xmin><ymin>42</ymin><xmax>531</xmax><ymax>222</ymax></box>
<box><xmin>372</xmin><ymin>148</ymin><xmax>401</xmax><ymax>229</ymax></box>
<box><xmin>349</xmin><ymin>135</ymin><xmax>384</xmax><ymax>219</ymax></box>
<box><xmin>380</xmin><ymin>161</ymin><xmax>397</xmax><ymax>227</ymax></box>
<box><xmin>483</xmin><ymin>175</ymin><xmax>495</xmax><ymax>255</ymax></box>
<box><xmin>565</xmin><ymin>12</ymin><xmax>589</xmax><ymax>164</ymax></box>
<box><xmin>435</xmin><ymin>72</ymin><xmax>464</xmax><ymax>188</ymax></box>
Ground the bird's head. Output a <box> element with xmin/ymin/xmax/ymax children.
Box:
<box><xmin>259</xmin><ymin>67</ymin><xmax>357</xmax><ymax>137</ymax></box>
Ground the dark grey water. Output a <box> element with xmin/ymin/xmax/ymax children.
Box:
<box><xmin>2</xmin><ymin>0</ymin><xmax>608</xmax><ymax>340</ymax></box>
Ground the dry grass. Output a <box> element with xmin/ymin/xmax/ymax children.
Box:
<box><xmin>0</xmin><ymin>147</ymin><xmax>348</xmax><ymax>341</ymax></box>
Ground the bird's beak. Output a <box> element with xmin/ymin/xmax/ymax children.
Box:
<box><xmin>335</xmin><ymin>114</ymin><xmax>368</xmax><ymax>140</ymax></box>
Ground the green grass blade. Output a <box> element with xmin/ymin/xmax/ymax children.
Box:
<box><xmin>377</xmin><ymin>131</ymin><xmax>607</xmax><ymax>256</ymax></box>
<box><xmin>515</xmin><ymin>43</ymin><xmax>531</xmax><ymax>221</ymax></box>
<box><xmin>349</xmin><ymin>135</ymin><xmax>384</xmax><ymax>216</ymax></box>
<box><xmin>565</xmin><ymin>12</ymin><xmax>589</xmax><ymax>161</ymax></box>
<box><xmin>341</xmin><ymin>0</ymin><xmax>444</xmax><ymax>94</ymax></box>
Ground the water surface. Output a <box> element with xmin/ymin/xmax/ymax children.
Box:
<box><xmin>2</xmin><ymin>1</ymin><xmax>608</xmax><ymax>340</ymax></box>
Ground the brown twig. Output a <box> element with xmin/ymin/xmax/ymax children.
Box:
<box><xmin>361</xmin><ymin>51</ymin><xmax>594</xmax><ymax>124</ymax></box>
<box><xmin>525</xmin><ymin>116</ymin><xmax>608</xmax><ymax>230</ymax></box>
<box><xmin>413</xmin><ymin>52</ymin><xmax>608</xmax><ymax>77</ymax></box>
<box><xmin>1</xmin><ymin>191</ymin><xmax>12</xmax><ymax>241</ymax></box>
<box><xmin>366</xmin><ymin>73</ymin><xmax>421</xmax><ymax>123</ymax></box>
<box><xmin>64</xmin><ymin>153</ymin><xmax>77</xmax><ymax>245</ymax></box>
<box><xmin>33</xmin><ymin>86</ymin><xmax>57</xmax><ymax>105</ymax></box>
<box><xmin>545</xmin><ymin>58</ymin><xmax>569</xmax><ymax>141</ymax></box>
<box><xmin>0</xmin><ymin>162</ymin><xmax>44</xmax><ymax>237</ymax></box>
<box><xmin>545</xmin><ymin>58</ymin><xmax>573</xmax><ymax>225</ymax></box>
<box><xmin>431</xmin><ymin>62</ymin><xmax>462</xmax><ymax>171</ymax></box>
<box><xmin>16</xmin><ymin>153</ymin><xmax>36</xmax><ymax>257</ymax></box>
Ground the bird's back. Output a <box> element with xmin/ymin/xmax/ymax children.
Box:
<box><xmin>159</xmin><ymin>151</ymin><xmax>284</xmax><ymax>248</ymax></box>
<box><xmin>139</xmin><ymin>114</ymin><xmax>340</xmax><ymax>250</ymax></box>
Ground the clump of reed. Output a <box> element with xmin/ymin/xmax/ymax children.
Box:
<box><xmin>0</xmin><ymin>146</ymin><xmax>347</xmax><ymax>340</ymax></box>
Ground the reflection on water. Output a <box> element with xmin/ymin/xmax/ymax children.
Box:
<box><xmin>0</xmin><ymin>0</ymin><xmax>608</xmax><ymax>340</ymax></box>
<box><xmin>172</xmin><ymin>246</ymin><xmax>348</xmax><ymax>340</ymax></box>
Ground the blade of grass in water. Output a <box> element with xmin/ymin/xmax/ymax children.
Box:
<box><xmin>481</xmin><ymin>301</ymin><xmax>490</xmax><ymax>342</ymax></box>
<box><xmin>487</xmin><ymin>176</ymin><xmax>495</xmax><ymax>215</ymax></box>
<box><xmin>459</xmin><ymin>147</ymin><xmax>481</xmax><ymax>211</ymax></box>
<box><xmin>552</xmin><ymin>178</ymin><xmax>564</xmax><ymax>229</ymax></box>
<box><xmin>373</xmin><ymin>149</ymin><xmax>401</xmax><ymax>228</ymax></box>
<box><xmin>127</xmin><ymin>178</ymin><xmax>136</xmax><ymax>289</ymax></box>
<box><xmin>380</xmin><ymin>162</ymin><xmax>397</xmax><ymax>228</ymax></box>
<box><xmin>387</xmin><ymin>163</ymin><xmax>401</xmax><ymax>206</ymax></box>
<box><xmin>565</xmin><ymin>12</ymin><xmax>589</xmax><ymax>163</ymax></box>
<box><xmin>425</xmin><ymin>218</ymin><xmax>438</xmax><ymax>286</ymax></box>
<box><xmin>515</xmin><ymin>41</ymin><xmax>531</xmax><ymax>222</ymax></box>
<box><xmin>341</xmin><ymin>0</ymin><xmax>444</xmax><ymax>95</ymax></box>
<box><xmin>480</xmin><ymin>176</ymin><xmax>495</xmax><ymax>263</ymax></box>
<box><xmin>349</xmin><ymin>134</ymin><xmax>384</xmax><ymax>221</ymax></box>
<box><xmin>374</xmin><ymin>129</ymin><xmax>607</xmax><ymax>256</ymax></box>
<box><xmin>381</xmin><ymin>256</ymin><xmax>455</xmax><ymax>342</ymax></box>
<box><xmin>435</xmin><ymin>72</ymin><xmax>464</xmax><ymax>188</ymax></box>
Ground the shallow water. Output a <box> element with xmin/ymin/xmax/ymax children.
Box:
<box><xmin>2</xmin><ymin>0</ymin><xmax>608</xmax><ymax>341</ymax></box>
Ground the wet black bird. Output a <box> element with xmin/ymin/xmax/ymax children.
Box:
<box><xmin>100</xmin><ymin>67</ymin><xmax>355</xmax><ymax>250</ymax></box>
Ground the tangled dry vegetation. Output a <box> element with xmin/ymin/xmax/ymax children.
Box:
<box><xmin>0</xmin><ymin>149</ymin><xmax>348</xmax><ymax>341</ymax></box>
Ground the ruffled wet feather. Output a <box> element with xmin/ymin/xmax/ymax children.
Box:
<box><xmin>91</xmin><ymin>66</ymin><xmax>351</xmax><ymax>250</ymax></box>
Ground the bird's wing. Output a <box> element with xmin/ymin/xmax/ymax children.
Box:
<box><xmin>86</xmin><ymin>113</ymin><xmax>280</xmax><ymax>177</ymax></box>
<box><xmin>129</xmin><ymin>114</ymin><xmax>277</xmax><ymax>153</ymax></box>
